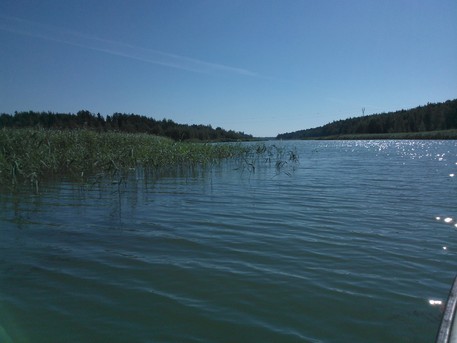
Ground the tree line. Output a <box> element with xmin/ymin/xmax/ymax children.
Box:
<box><xmin>277</xmin><ymin>99</ymin><xmax>457</xmax><ymax>139</ymax></box>
<box><xmin>0</xmin><ymin>110</ymin><xmax>253</xmax><ymax>142</ymax></box>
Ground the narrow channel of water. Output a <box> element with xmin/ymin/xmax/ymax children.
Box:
<box><xmin>1</xmin><ymin>140</ymin><xmax>456</xmax><ymax>342</ymax></box>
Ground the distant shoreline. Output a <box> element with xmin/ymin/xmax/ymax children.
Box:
<box><xmin>276</xmin><ymin>99</ymin><xmax>457</xmax><ymax>140</ymax></box>
<box><xmin>291</xmin><ymin>129</ymin><xmax>457</xmax><ymax>140</ymax></box>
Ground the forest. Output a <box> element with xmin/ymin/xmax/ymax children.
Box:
<box><xmin>0</xmin><ymin>110</ymin><xmax>253</xmax><ymax>142</ymax></box>
<box><xmin>277</xmin><ymin>99</ymin><xmax>457</xmax><ymax>140</ymax></box>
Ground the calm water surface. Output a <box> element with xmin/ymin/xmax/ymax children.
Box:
<box><xmin>1</xmin><ymin>140</ymin><xmax>457</xmax><ymax>342</ymax></box>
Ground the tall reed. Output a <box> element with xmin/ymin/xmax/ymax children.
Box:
<box><xmin>0</xmin><ymin>128</ymin><xmax>249</xmax><ymax>188</ymax></box>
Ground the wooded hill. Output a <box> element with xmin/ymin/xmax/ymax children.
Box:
<box><xmin>277</xmin><ymin>99</ymin><xmax>457</xmax><ymax>140</ymax></box>
<box><xmin>0</xmin><ymin>110</ymin><xmax>253</xmax><ymax>142</ymax></box>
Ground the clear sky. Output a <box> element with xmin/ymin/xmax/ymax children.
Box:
<box><xmin>1</xmin><ymin>0</ymin><xmax>456</xmax><ymax>137</ymax></box>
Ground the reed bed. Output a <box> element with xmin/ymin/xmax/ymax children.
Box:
<box><xmin>0</xmin><ymin>128</ymin><xmax>250</xmax><ymax>188</ymax></box>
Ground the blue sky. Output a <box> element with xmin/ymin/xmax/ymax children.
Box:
<box><xmin>1</xmin><ymin>0</ymin><xmax>456</xmax><ymax>137</ymax></box>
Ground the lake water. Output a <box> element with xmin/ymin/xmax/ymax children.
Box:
<box><xmin>1</xmin><ymin>140</ymin><xmax>457</xmax><ymax>342</ymax></box>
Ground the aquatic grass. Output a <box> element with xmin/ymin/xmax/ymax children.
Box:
<box><xmin>0</xmin><ymin>128</ymin><xmax>250</xmax><ymax>188</ymax></box>
<box><xmin>236</xmin><ymin>142</ymin><xmax>299</xmax><ymax>176</ymax></box>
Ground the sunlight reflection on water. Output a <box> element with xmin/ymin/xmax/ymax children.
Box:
<box><xmin>1</xmin><ymin>140</ymin><xmax>457</xmax><ymax>343</ymax></box>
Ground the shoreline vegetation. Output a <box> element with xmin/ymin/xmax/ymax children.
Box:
<box><xmin>303</xmin><ymin>129</ymin><xmax>457</xmax><ymax>140</ymax></box>
<box><xmin>277</xmin><ymin>99</ymin><xmax>457</xmax><ymax>140</ymax></box>
<box><xmin>0</xmin><ymin>110</ymin><xmax>253</xmax><ymax>142</ymax></box>
<box><xmin>2</xmin><ymin>99</ymin><xmax>454</xmax><ymax>187</ymax></box>
<box><xmin>0</xmin><ymin>128</ymin><xmax>298</xmax><ymax>190</ymax></box>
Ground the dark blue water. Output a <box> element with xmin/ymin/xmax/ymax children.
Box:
<box><xmin>1</xmin><ymin>140</ymin><xmax>457</xmax><ymax>342</ymax></box>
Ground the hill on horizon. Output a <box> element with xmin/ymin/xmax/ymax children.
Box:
<box><xmin>277</xmin><ymin>99</ymin><xmax>457</xmax><ymax>140</ymax></box>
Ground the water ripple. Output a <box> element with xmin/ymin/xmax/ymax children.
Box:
<box><xmin>1</xmin><ymin>140</ymin><xmax>457</xmax><ymax>342</ymax></box>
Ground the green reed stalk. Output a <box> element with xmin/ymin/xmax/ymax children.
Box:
<box><xmin>0</xmin><ymin>128</ymin><xmax>249</xmax><ymax>187</ymax></box>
